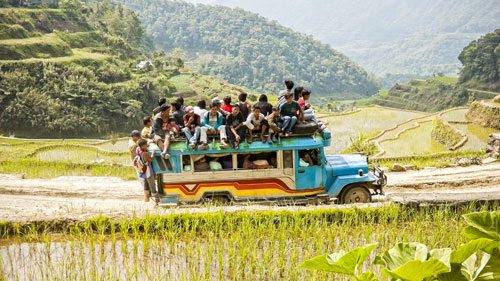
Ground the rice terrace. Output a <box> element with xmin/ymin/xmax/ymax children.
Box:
<box><xmin>1</xmin><ymin>0</ymin><xmax>500</xmax><ymax>280</ymax></box>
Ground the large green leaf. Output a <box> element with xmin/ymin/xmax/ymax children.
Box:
<box><xmin>430</xmin><ymin>248</ymin><xmax>452</xmax><ymax>268</ymax></box>
<box><xmin>299</xmin><ymin>243</ymin><xmax>377</xmax><ymax>275</ymax></box>
<box><xmin>463</xmin><ymin>211</ymin><xmax>500</xmax><ymax>241</ymax></box>
<box><xmin>382</xmin><ymin>258</ymin><xmax>450</xmax><ymax>281</ymax></box>
<box><xmin>375</xmin><ymin>242</ymin><xmax>429</xmax><ymax>271</ymax></box>
<box><xmin>477</xmin><ymin>253</ymin><xmax>500</xmax><ymax>281</ymax></box>
<box><xmin>451</xmin><ymin>239</ymin><xmax>500</xmax><ymax>264</ymax></box>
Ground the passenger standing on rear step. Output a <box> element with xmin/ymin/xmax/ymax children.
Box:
<box><xmin>135</xmin><ymin>139</ymin><xmax>157</xmax><ymax>202</ymax></box>
<box><xmin>226</xmin><ymin>105</ymin><xmax>245</xmax><ymax>150</ymax></box>
<box><xmin>201</xmin><ymin>103</ymin><xmax>228</xmax><ymax>148</ymax></box>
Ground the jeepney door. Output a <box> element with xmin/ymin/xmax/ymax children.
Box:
<box><xmin>295</xmin><ymin>149</ymin><xmax>323</xmax><ymax>190</ymax></box>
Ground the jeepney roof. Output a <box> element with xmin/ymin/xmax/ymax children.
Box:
<box><xmin>149</xmin><ymin>134</ymin><xmax>328</xmax><ymax>155</ymax></box>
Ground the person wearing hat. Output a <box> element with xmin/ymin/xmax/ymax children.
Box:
<box><xmin>128</xmin><ymin>130</ymin><xmax>141</xmax><ymax>163</ymax></box>
<box><xmin>183</xmin><ymin>106</ymin><xmax>206</xmax><ymax>149</ymax></box>
<box><xmin>212</xmin><ymin>97</ymin><xmax>230</xmax><ymax>116</ymax></box>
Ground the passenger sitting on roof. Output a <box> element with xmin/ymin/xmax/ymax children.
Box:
<box><xmin>221</xmin><ymin>96</ymin><xmax>232</xmax><ymax>113</ymax></box>
<box><xmin>164</xmin><ymin>116</ymin><xmax>180</xmax><ymax>140</ymax></box>
<box><xmin>279</xmin><ymin>93</ymin><xmax>305</xmax><ymax>137</ymax></box>
<box><xmin>212</xmin><ymin>97</ymin><xmax>230</xmax><ymax>116</ymax></box>
<box><xmin>171</xmin><ymin>101</ymin><xmax>185</xmax><ymax>127</ymax></box>
<box><xmin>152</xmin><ymin>97</ymin><xmax>167</xmax><ymax>118</ymax></box>
<box><xmin>299</xmin><ymin>150</ymin><xmax>314</xmax><ymax>167</ymax></box>
<box><xmin>294</xmin><ymin>86</ymin><xmax>304</xmax><ymax>101</ymax></box>
<box><xmin>277</xmin><ymin>80</ymin><xmax>294</xmax><ymax>108</ymax></box>
<box><xmin>194</xmin><ymin>100</ymin><xmax>208</xmax><ymax>119</ymax></box>
<box><xmin>183</xmin><ymin>106</ymin><xmax>206</xmax><ymax>150</ymax></box>
<box><xmin>152</xmin><ymin>104</ymin><xmax>171</xmax><ymax>159</ymax></box>
<box><xmin>176</xmin><ymin>96</ymin><xmax>186</xmax><ymax>112</ymax></box>
<box><xmin>254</xmin><ymin>94</ymin><xmax>273</xmax><ymax>116</ymax></box>
<box><xmin>201</xmin><ymin>103</ymin><xmax>229</xmax><ymax>149</ymax></box>
<box><xmin>267</xmin><ymin>107</ymin><xmax>282</xmax><ymax>143</ymax></box>
<box><xmin>236</xmin><ymin>92</ymin><xmax>252</xmax><ymax>119</ymax></box>
<box><xmin>245</xmin><ymin>105</ymin><xmax>269</xmax><ymax>143</ymax></box>
<box><xmin>225</xmin><ymin>105</ymin><xmax>245</xmax><ymax>150</ymax></box>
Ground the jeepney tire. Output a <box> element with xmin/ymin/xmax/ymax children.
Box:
<box><xmin>291</xmin><ymin>122</ymin><xmax>318</xmax><ymax>135</ymax></box>
<box><xmin>202</xmin><ymin>193</ymin><xmax>231</xmax><ymax>205</ymax></box>
<box><xmin>339</xmin><ymin>185</ymin><xmax>371</xmax><ymax>204</ymax></box>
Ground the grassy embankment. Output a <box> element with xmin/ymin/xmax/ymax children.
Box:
<box><xmin>0</xmin><ymin>138</ymin><xmax>136</xmax><ymax>179</ymax></box>
<box><xmin>0</xmin><ymin>203</ymin><xmax>497</xmax><ymax>280</ymax></box>
<box><xmin>368</xmin><ymin>77</ymin><xmax>466</xmax><ymax>112</ymax></box>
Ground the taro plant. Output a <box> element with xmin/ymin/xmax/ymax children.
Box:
<box><xmin>299</xmin><ymin>210</ymin><xmax>500</xmax><ymax>281</ymax></box>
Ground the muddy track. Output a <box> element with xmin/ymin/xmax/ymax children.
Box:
<box><xmin>1</xmin><ymin>162</ymin><xmax>500</xmax><ymax>223</ymax></box>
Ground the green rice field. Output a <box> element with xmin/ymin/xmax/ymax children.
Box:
<box><xmin>440</xmin><ymin>108</ymin><xmax>469</xmax><ymax>122</ymax></box>
<box><xmin>0</xmin><ymin>203</ymin><xmax>493</xmax><ymax>281</ymax></box>
<box><xmin>380</xmin><ymin>121</ymin><xmax>447</xmax><ymax>157</ymax></box>
<box><xmin>455</xmin><ymin>123</ymin><xmax>500</xmax><ymax>151</ymax></box>
<box><xmin>320</xmin><ymin>106</ymin><xmax>427</xmax><ymax>154</ymax></box>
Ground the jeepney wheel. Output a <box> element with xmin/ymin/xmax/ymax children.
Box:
<box><xmin>202</xmin><ymin>194</ymin><xmax>231</xmax><ymax>205</ymax></box>
<box><xmin>340</xmin><ymin>185</ymin><xmax>371</xmax><ymax>204</ymax></box>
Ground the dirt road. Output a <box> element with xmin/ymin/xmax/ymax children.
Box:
<box><xmin>1</xmin><ymin>162</ymin><xmax>500</xmax><ymax>223</ymax></box>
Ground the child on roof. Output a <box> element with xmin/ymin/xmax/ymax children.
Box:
<box><xmin>164</xmin><ymin>116</ymin><xmax>180</xmax><ymax>140</ymax></box>
<box><xmin>266</xmin><ymin>106</ymin><xmax>282</xmax><ymax>143</ymax></box>
<box><xmin>245</xmin><ymin>105</ymin><xmax>269</xmax><ymax>143</ymax></box>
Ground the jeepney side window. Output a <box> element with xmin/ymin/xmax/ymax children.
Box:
<box><xmin>237</xmin><ymin>152</ymin><xmax>278</xmax><ymax>169</ymax></box>
<box><xmin>298</xmin><ymin>149</ymin><xmax>321</xmax><ymax>167</ymax></box>
<box><xmin>182</xmin><ymin>155</ymin><xmax>192</xmax><ymax>172</ymax></box>
<box><xmin>192</xmin><ymin>154</ymin><xmax>234</xmax><ymax>172</ymax></box>
<box><xmin>283</xmin><ymin>150</ymin><xmax>293</xmax><ymax>169</ymax></box>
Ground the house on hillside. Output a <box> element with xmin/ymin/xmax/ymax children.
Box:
<box><xmin>133</xmin><ymin>60</ymin><xmax>154</xmax><ymax>71</ymax></box>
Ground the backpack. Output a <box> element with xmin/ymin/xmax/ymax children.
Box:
<box><xmin>133</xmin><ymin>147</ymin><xmax>147</xmax><ymax>174</ymax></box>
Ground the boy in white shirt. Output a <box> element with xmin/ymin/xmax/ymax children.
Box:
<box><xmin>245</xmin><ymin>106</ymin><xmax>269</xmax><ymax>143</ymax></box>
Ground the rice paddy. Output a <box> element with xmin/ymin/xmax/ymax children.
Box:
<box><xmin>380</xmin><ymin>121</ymin><xmax>448</xmax><ymax>157</ymax></box>
<box><xmin>320</xmin><ymin>106</ymin><xmax>427</xmax><ymax>154</ymax></box>
<box><xmin>0</xmin><ymin>203</ymin><xmax>493</xmax><ymax>281</ymax></box>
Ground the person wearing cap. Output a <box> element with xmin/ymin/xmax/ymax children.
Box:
<box><xmin>152</xmin><ymin>104</ymin><xmax>171</xmax><ymax>159</ymax></box>
<box><xmin>128</xmin><ymin>130</ymin><xmax>141</xmax><ymax>163</ymax></box>
<box><xmin>183</xmin><ymin>106</ymin><xmax>206</xmax><ymax>150</ymax></box>
<box><xmin>212</xmin><ymin>97</ymin><xmax>230</xmax><ymax>116</ymax></box>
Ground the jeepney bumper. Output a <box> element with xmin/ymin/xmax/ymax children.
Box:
<box><xmin>371</xmin><ymin>165</ymin><xmax>387</xmax><ymax>195</ymax></box>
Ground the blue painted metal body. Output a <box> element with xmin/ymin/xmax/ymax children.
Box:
<box><xmin>151</xmin><ymin>130</ymin><xmax>380</xmax><ymax>199</ymax></box>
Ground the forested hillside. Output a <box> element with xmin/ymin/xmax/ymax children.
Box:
<box><xmin>187</xmin><ymin>0</ymin><xmax>500</xmax><ymax>81</ymax></box>
<box><xmin>115</xmin><ymin>0</ymin><xmax>380</xmax><ymax>99</ymax></box>
<box><xmin>458</xmin><ymin>29</ymin><xmax>500</xmax><ymax>92</ymax></box>
<box><xmin>365</xmin><ymin>28</ymin><xmax>500</xmax><ymax>112</ymax></box>
<box><xmin>0</xmin><ymin>1</ymin><xmax>178</xmax><ymax>137</ymax></box>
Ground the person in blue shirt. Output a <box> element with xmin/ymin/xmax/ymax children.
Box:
<box><xmin>279</xmin><ymin>93</ymin><xmax>305</xmax><ymax>137</ymax></box>
<box><xmin>200</xmin><ymin>103</ymin><xmax>229</xmax><ymax>148</ymax></box>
